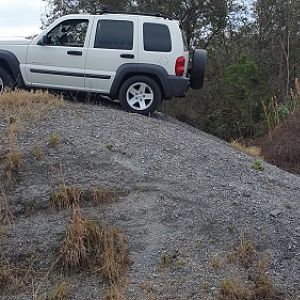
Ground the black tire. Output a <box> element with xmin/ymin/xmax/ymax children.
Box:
<box><xmin>0</xmin><ymin>66</ymin><xmax>15</xmax><ymax>94</ymax></box>
<box><xmin>119</xmin><ymin>75</ymin><xmax>162</xmax><ymax>114</ymax></box>
<box><xmin>190</xmin><ymin>49</ymin><xmax>207</xmax><ymax>90</ymax></box>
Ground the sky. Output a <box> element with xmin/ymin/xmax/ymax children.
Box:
<box><xmin>0</xmin><ymin>0</ymin><xmax>46</xmax><ymax>37</ymax></box>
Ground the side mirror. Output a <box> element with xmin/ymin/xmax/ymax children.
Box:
<box><xmin>37</xmin><ymin>35</ymin><xmax>49</xmax><ymax>46</ymax></box>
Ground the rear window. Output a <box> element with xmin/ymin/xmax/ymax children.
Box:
<box><xmin>143</xmin><ymin>23</ymin><xmax>171</xmax><ymax>52</ymax></box>
<box><xmin>94</xmin><ymin>20</ymin><xmax>133</xmax><ymax>50</ymax></box>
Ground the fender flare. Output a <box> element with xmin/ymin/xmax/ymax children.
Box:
<box><xmin>0</xmin><ymin>50</ymin><xmax>24</xmax><ymax>86</ymax></box>
<box><xmin>110</xmin><ymin>63</ymin><xmax>173</xmax><ymax>99</ymax></box>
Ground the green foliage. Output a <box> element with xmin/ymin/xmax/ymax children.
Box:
<box><xmin>251</xmin><ymin>159</ymin><xmax>264</xmax><ymax>171</ymax></box>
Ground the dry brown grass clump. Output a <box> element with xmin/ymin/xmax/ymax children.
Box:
<box><xmin>0</xmin><ymin>191</ymin><xmax>14</xmax><ymax>225</ymax></box>
<box><xmin>230</xmin><ymin>140</ymin><xmax>261</xmax><ymax>158</ymax></box>
<box><xmin>32</xmin><ymin>145</ymin><xmax>44</xmax><ymax>160</ymax></box>
<box><xmin>48</xmin><ymin>132</ymin><xmax>61</xmax><ymax>148</ymax></box>
<box><xmin>50</xmin><ymin>185</ymin><xmax>82</xmax><ymax>211</ymax></box>
<box><xmin>227</xmin><ymin>235</ymin><xmax>256</xmax><ymax>268</ymax></box>
<box><xmin>36</xmin><ymin>282</ymin><xmax>69</xmax><ymax>300</ymax></box>
<box><xmin>216</xmin><ymin>234</ymin><xmax>288</xmax><ymax>300</ymax></box>
<box><xmin>91</xmin><ymin>186</ymin><xmax>119</xmax><ymax>206</ymax></box>
<box><xmin>60</xmin><ymin>207</ymin><xmax>130</xmax><ymax>299</ymax></box>
<box><xmin>0</xmin><ymin>90</ymin><xmax>64</xmax><ymax>122</ymax></box>
<box><xmin>0</xmin><ymin>260</ymin><xmax>36</xmax><ymax>292</ymax></box>
<box><xmin>2</xmin><ymin>122</ymin><xmax>21</xmax><ymax>182</ymax></box>
<box><xmin>50</xmin><ymin>183</ymin><xmax>121</xmax><ymax>211</ymax></box>
<box><xmin>219</xmin><ymin>278</ymin><xmax>254</xmax><ymax>300</ymax></box>
<box><xmin>61</xmin><ymin>207</ymin><xmax>130</xmax><ymax>283</ymax></box>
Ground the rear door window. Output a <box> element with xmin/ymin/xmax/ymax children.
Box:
<box><xmin>143</xmin><ymin>23</ymin><xmax>172</xmax><ymax>52</ymax></box>
<box><xmin>94</xmin><ymin>20</ymin><xmax>133</xmax><ymax>50</ymax></box>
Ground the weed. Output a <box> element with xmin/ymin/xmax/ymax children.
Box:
<box><xmin>50</xmin><ymin>185</ymin><xmax>81</xmax><ymax>210</ymax></box>
<box><xmin>61</xmin><ymin>207</ymin><xmax>130</xmax><ymax>281</ymax></box>
<box><xmin>50</xmin><ymin>183</ymin><xmax>120</xmax><ymax>210</ymax></box>
<box><xmin>140</xmin><ymin>282</ymin><xmax>156</xmax><ymax>300</ymax></box>
<box><xmin>60</xmin><ymin>207</ymin><xmax>130</xmax><ymax>299</ymax></box>
<box><xmin>105</xmin><ymin>144</ymin><xmax>114</xmax><ymax>151</ymax></box>
<box><xmin>284</xmin><ymin>203</ymin><xmax>292</xmax><ymax>209</ymax></box>
<box><xmin>0</xmin><ymin>261</ymin><xmax>36</xmax><ymax>291</ymax></box>
<box><xmin>0</xmin><ymin>191</ymin><xmax>14</xmax><ymax>225</ymax></box>
<box><xmin>202</xmin><ymin>281</ymin><xmax>210</xmax><ymax>293</ymax></box>
<box><xmin>159</xmin><ymin>253</ymin><xmax>173</xmax><ymax>270</ymax></box>
<box><xmin>91</xmin><ymin>186</ymin><xmax>117</xmax><ymax>206</ymax></box>
<box><xmin>215</xmin><ymin>235</ymin><xmax>288</xmax><ymax>300</ymax></box>
<box><xmin>230</xmin><ymin>141</ymin><xmax>261</xmax><ymax>158</ymax></box>
<box><xmin>219</xmin><ymin>278</ymin><xmax>253</xmax><ymax>300</ymax></box>
<box><xmin>158</xmin><ymin>250</ymin><xmax>182</xmax><ymax>271</ymax></box>
<box><xmin>0</xmin><ymin>90</ymin><xmax>64</xmax><ymax>122</ymax></box>
<box><xmin>24</xmin><ymin>200</ymin><xmax>40</xmax><ymax>217</ymax></box>
<box><xmin>32</xmin><ymin>145</ymin><xmax>44</xmax><ymax>160</ymax></box>
<box><xmin>3</xmin><ymin>123</ymin><xmax>21</xmax><ymax>182</ymax></box>
<box><xmin>48</xmin><ymin>132</ymin><xmax>61</xmax><ymax>148</ymax></box>
<box><xmin>227</xmin><ymin>235</ymin><xmax>256</xmax><ymax>268</ymax></box>
<box><xmin>37</xmin><ymin>282</ymin><xmax>69</xmax><ymax>300</ymax></box>
<box><xmin>227</xmin><ymin>224</ymin><xmax>236</xmax><ymax>233</ymax></box>
<box><xmin>251</xmin><ymin>159</ymin><xmax>264</xmax><ymax>171</ymax></box>
<box><xmin>211</xmin><ymin>254</ymin><xmax>223</xmax><ymax>270</ymax></box>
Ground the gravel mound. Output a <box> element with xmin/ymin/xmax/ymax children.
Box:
<box><xmin>1</xmin><ymin>101</ymin><xmax>299</xmax><ymax>299</ymax></box>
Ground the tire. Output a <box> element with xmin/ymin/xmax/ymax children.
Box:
<box><xmin>190</xmin><ymin>49</ymin><xmax>207</xmax><ymax>90</ymax></box>
<box><xmin>0</xmin><ymin>66</ymin><xmax>15</xmax><ymax>94</ymax></box>
<box><xmin>119</xmin><ymin>75</ymin><xmax>162</xmax><ymax>114</ymax></box>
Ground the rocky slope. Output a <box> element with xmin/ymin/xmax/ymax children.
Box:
<box><xmin>0</xmin><ymin>95</ymin><xmax>299</xmax><ymax>299</ymax></box>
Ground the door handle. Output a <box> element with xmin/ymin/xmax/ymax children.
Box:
<box><xmin>67</xmin><ymin>50</ymin><xmax>82</xmax><ymax>56</ymax></box>
<box><xmin>120</xmin><ymin>54</ymin><xmax>134</xmax><ymax>59</ymax></box>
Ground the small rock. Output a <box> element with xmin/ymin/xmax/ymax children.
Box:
<box><xmin>270</xmin><ymin>209</ymin><xmax>283</xmax><ymax>218</ymax></box>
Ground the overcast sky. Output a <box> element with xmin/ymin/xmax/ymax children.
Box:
<box><xmin>0</xmin><ymin>0</ymin><xmax>46</xmax><ymax>37</ymax></box>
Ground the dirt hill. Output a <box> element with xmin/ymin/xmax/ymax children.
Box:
<box><xmin>0</xmin><ymin>92</ymin><xmax>299</xmax><ymax>300</ymax></box>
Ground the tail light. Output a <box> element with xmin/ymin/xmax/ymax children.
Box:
<box><xmin>175</xmin><ymin>56</ymin><xmax>185</xmax><ymax>76</ymax></box>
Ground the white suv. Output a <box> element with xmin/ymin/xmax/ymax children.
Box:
<box><xmin>0</xmin><ymin>11</ymin><xmax>207</xmax><ymax>114</ymax></box>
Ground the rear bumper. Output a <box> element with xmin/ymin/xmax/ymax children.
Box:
<box><xmin>166</xmin><ymin>76</ymin><xmax>190</xmax><ymax>99</ymax></box>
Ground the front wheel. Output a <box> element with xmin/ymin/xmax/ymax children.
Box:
<box><xmin>119</xmin><ymin>76</ymin><xmax>162</xmax><ymax>114</ymax></box>
<box><xmin>0</xmin><ymin>66</ymin><xmax>15</xmax><ymax>94</ymax></box>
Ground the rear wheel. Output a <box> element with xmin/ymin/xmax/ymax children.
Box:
<box><xmin>0</xmin><ymin>66</ymin><xmax>15</xmax><ymax>94</ymax></box>
<box><xmin>119</xmin><ymin>76</ymin><xmax>162</xmax><ymax>114</ymax></box>
<box><xmin>190</xmin><ymin>49</ymin><xmax>207</xmax><ymax>90</ymax></box>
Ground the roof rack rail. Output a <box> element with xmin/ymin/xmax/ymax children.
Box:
<box><xmin>97</xmin><ymin>9</ymin><xmax>177</xmax><ymax>20</ymax></box>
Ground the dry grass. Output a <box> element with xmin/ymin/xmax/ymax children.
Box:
<box><xmin>50</xmin><ymin>182</ymin><xmax>121</xmax><ymax>211</ymax></box>
<box><xmin>0</xmin><ymin>260</ymin><xmax>36</xmax><ymax>291</ymax></box>
<box><xmin>91</xmin><ymin>186</ymin><xmax>118</xmax><ymax>206</ymax></box>
<box><xmin>2</xmin><ymin>123</ymin><xmax>21</xmax><ymax>182</ymax></box>
<box><xmin>211</xmin><ymin>254</ymin><xmax>224</xmax><ymax>270</ymax></box>
<box><xmin>37</xmin><ymin>282</ymin><xmax>69</xmax><ymax>300</ymax></box>
<box><xmin>230</xmin><ymin>141</ymin><xmax>261</xmax><ymax>158</ymax></box>
<box><xmin>32</xmin><ymin>145</ymin><xmax>44</xmax><ymax>160</ymax></box>
<box><xmin>219</xmin><ymin>278</ymin><xmax>254</xmax><ymax>300</ymax></box>
<box><xmin>0</xmin><ymin>191</ymin><xmax>14</xmax><ymax>225</ymax></box>
<box><xmin>61</xmin><ymin>207</ymin><xmax>130</xmax><ymax>283</ymax></box>
<box><xmin>50</xmin><ymin>184</ymin><xmax>81</xmax><ymax>211</ymax></box>
<box><xmin>0</xmin><ymin>90</ymin><xmax>64</xmax><ymax>122</ymax></box>
<box><xmin>48</xmin><ymin>132</ymin><xmax>61</xmax><ymax>148</ymax></box>
<box><xmin>227</xmin><ymin>235</ymin><xmax>256</xmax><ymax>268</ymax></box>
<box><xmin>216</xmin><ymin>234</ymin><xmax>287</xmax><ymax>300</ymax></box>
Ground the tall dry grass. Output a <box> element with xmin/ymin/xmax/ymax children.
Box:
<box><xmin>0</xmin><ymin>90</ymin><xmax>64</xmax><ymax>122</ymax></box>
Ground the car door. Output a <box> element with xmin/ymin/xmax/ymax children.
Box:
<box><xmin>25</xmin><ymin>16</ymin><xmax>93</xmax><ymax>90</ymax></box>
<box><xmin>85</xmin><ymin>15</ymin><xmax>138</xmax><ymax>94</ymax></box>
